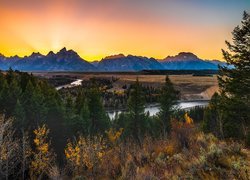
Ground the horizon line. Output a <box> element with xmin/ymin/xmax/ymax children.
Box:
<box><xmin>0</xmin><ymin>47</ymin><xmax>223</xmax><ymax>62</ymax></box>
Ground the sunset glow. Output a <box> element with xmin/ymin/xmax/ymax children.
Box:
<box><xmin>0</xmin><ymin>0</ymin><xmax>249</xmax><ymax>61</ymax></box>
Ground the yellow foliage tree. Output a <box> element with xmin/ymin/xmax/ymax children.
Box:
<box><xmin>105</xmin><ymin>128</ymin><xmax>123</xmax><ymax>145</ymax></box>
<box><xmin>184</xmin><ymin>113</ymin><xmax>193</xmax><ymax>124</ymax></box>
<box><xmin>65</xmin><ymin>136</ymin><xmax>107</xmax><ymax>177</ymax></box>
<box><xmin>30</xmin><ymin>125</ymin><xmax>55</xmax><ymax>180</ymax></box>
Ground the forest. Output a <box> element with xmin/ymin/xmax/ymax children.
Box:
<box><xmin>0</xmin><ymin>12</ymin><xmax>249</xmax><ymax>180</ymax></box>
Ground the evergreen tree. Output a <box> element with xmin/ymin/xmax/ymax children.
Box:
<box><xmin>67</xmin><ymin>95</ymin><xmax>90</xmax><ymax>135</ymax></box>
<box><xmin>88</xmin><ymin>88</ymin><xmax>110</xmax><ymax>135</ymax></box>
<box><xmin>0</xmin><ymin>77</ymin><xmax>22</xmax><ymax>117</ymax></box>
<box><xmin>0</xmin><ymin>71</ymin><xmax>4</xmax><ymax>90</ymax></box>
<box><xmin>158</xmin><ymin>76</ymin><xmax>179</xmax><ymax>138</ymax></box>
<box><xmin>79</xmin><ymin>99</ymin><xmax>90</xmax><ymax>135</ymax></box>
<box><xmin>5</xmin><ymin>68</ymin><xmax>15</xmax><ymax>84</ymax></box>
<box><xmin>202</xmin><ymin>93</ymin><xmax>222</xmax><ymax>137</ymax></box>
<box><xmin>64</xmin><ymin>95</ymin><xmax>80</xmax><ymax>133</ymax></box>
<box><xmin>0</xmin><ymin>79</ymin><xmax>9</xmax><ymax>114</ymax></box>
<box><xmin>218</xmin><ymin>11</ymin><xmax>250</xmax><ymax>138</ymax></box>
<box><xmin>127</xmin><ymin>78</ymin><xmax>146</xmax><ymax>143</ymax></box>
<box><xmin>75</xmin><ymin>89</ymin><xmax>85</xmax><ymax>114</ymax></box>
<box><xmin>14</xmin><ymin>99</ymin><xmax>26</xmax><ymax>129</ymax></box>
<box><xmin>22</xmin><ymin>81</ymin><xmax>47</xmax><ymax>128</ymax></box>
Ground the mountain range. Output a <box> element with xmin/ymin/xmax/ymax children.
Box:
<box><xmin>98</xmin><ymin>54</ymin><xmax>164</xmax><ymax>71</ymax></box>
<box><xmin>0</xmin><ymin>48</ymin><xmax>227</xmax><ymax>72</ymax></box>
<box><xmin>160</xmin><ymin>52</ymin><xmax>223</xmax><ymax>70</ymax></box>
<box><xmin>0</xmin><ymin>48</ymin><xmax>96</xmax><ymax>71</ymax></box>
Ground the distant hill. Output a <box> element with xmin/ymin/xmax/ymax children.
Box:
<box><xmin>97</xmin><ymin>54</ymin><xmax>164</xmax><ymax>71</ymax></box>
<box><xmin>0</xmin><ymin>48</ymin><xmax>96</xmax><ymax>71</ymax></box>
<box><xmin>159</xmin><ymin>52</ymin><xmax>221</xmax><ymax>70</ymax></box>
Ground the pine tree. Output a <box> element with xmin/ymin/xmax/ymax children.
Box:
<box><xmin>202</xmin><ymin>93</ymin><xmax>223</xmax><ymax>137</ymax></box>
<box><xmin>64</xmin><ymin>95</ymin><xmax>80</xmax><ymax>134</ymax></box>
<box><xmin>158</xmin><ymin>76</ymin><xmax>179</xmax><ymax>138</ymax></box>
<box><xmin>22</xmin><ymin>81</ymin><xmax>47</xmax><ymax>128</ymax></box>
<box><xmin>218</xmin><ymin>11</ymin><xmax>250</xmax><ymax>138</ymax></box>
<box><xmin>88</xmin><ymin>88</ymin><xmax>110</xmax><ymax>135</ymax></box>
<box><xmin>80</xmin><ymin>99</ymin><xmax>90</xmax><ymax>135</ymax></box>
<box><xmin>0</xmin><ymin>71</ymin><xmax>4</xmax><ymax>90</ymax></box>
<box><xmin>14</xmin><ymin>99</ymin><xmax>26</xmax><ymax>129</ymax></box>
<box><xmin>5</xmin><ymin>68</ymin><xmax>15</xmax><ymax>84</ymax></box>
<box><xmin>0</xmin><ymin>79</ymin><xmax>9</xmax><ymax>114</ymax></box>
<box><xmin>127</xmin><ymin>78</ymin><xmax>146</xmax><ymax>144</ymax></box>
<box><xmin>0</xmin><ymin>77</ymin><xmax>21</xmax><ymax>117</ymax></box>
<box><xmin>8</xmin><ymin>79</ymin><xmax>22</xmax><ymax>110</ymax></box>
<box><xmin>75</xmin><ymin>89</ymin><xmax>85</xmax><ymax>114</ymax></box>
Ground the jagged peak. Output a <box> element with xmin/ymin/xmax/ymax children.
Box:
<box><xmin>162</xmin><ymin>52</ymin><xmax>200</xmax><ymax>62</ymax></box>
<box><xmin>47</xmin><ymin>51</ymin><xmax>55</xmax><ymax>56</ymax></box>
<box><xmin>59</xmin><ymin>47</ymin><xmax>67</xmax><ymax>53</ymax></box>
<box><xmin>10</xmin><ymin>55</ymin><xmax>20</xmax><ymax>59</ymax></box>
<box><xmin>57</xmin><ymin>47</ymin><xmax>79</xmax><ymax>57</ymax></box>
<box><xmin>30</xmin><ymin>52</ymin><xmax>43</xmax><ymax>58</ymax></box>
<box><xmin>0</xmin><ymin>54</ymin><xmax>19</xmax><ymax>59</ymax></box>
<box><xmin>0</xmin><ymin>53</ymin><xmax>5</xmax><ymax>58</ymax></box>
<box><xmin>104</xmin><ymin>54</ymin><xmax>125</xmax><ymax>60</ymax></box>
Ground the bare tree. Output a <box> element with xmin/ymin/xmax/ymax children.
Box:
<box><xmin>0</xmin><ymin>115</ymin><xmax>20</xmax><ymax>180</ymax></box>
<box><xmin>19</xmin><ymin>130</ymin><xmax>31</xmax><ymax>180</ymax></box>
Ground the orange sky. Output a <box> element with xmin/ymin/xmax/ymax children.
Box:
<box><xmin>0</xmin><ymin>0</ymin><xmax>249</xmax><ymax>61</ymax></box>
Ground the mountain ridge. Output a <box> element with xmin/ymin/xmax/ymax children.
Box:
<box><xmin>0</xmin><ymin>49</ymin><xmax>226</xmax><ymax>71</ymax></box>
<box><xmin>98</xmin><ymin>54</ymin><xmax>164</xmax><ymax>71</ymax></box>
<box><xmin>0</xmin><ymin>48</ymin><xmax>96</xmax><ymax>71</ymax></box>
<box><xmin>158</xmin><ymin>52</ymin><xmax>223</xmax><ymax>70</ymax></box>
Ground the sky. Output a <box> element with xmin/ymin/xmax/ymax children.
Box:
<box><xmin>0</xmin><ymin>0</ymin><xmax>249</xmax><ymax>61</ymax></box>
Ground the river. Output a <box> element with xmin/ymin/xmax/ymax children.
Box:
<box><xmin>55</xmin><ymin>79</ymin><xmax>209</xmax><ymax>120</ymax></box>
<box><xmin>56</xmin><ymin>79</ymin><xmax>83</xmax><ymax>90</ymax></box>
<box><xmin>107</xmin><ymin>100</ymin><xmax>209</xmax><ymax>120</ymax></box>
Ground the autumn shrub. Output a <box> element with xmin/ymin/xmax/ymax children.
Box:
<box><xmin>105</xmin><ymin>128</ymin><xmax>123</xmax><ymax>146</ymax></box>
<box><xmin>65</xmin><ymin>136</ymin><xmax>108</xmax><ymax>178</ymax></box>
<box><xmin>170</xmin><ymin>113</ymin><xmax>195</xmax><ymax>151</ymax></box>
<box><xmin>1</xmin><ymin>114</ymin><xmax>245</xmax><ymax>179</ymax></box>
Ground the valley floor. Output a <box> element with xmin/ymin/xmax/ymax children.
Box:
<box><xmin>35</xmin><ymin>73</ymin><xmax>219</xmax><ymax>101</ymax></box>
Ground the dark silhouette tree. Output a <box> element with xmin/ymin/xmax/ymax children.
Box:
<box><xmin>158</xmin><ymin>76</ymin><xmax>179</xmax><ymax>138</ymax></box>
<box><xmin>127</xmin><ymin>78</ymin><xmax>147</xmax><ymax>144</ymax></box>
<box><xmin>202</xmin><ymin>92</ymin><xmax>224</xmax><ymax>137</ymax></box>
<box><xmin>88</xmin><ymin>88</ymin><xmax>110</xmax><ymax>135</ymax></box>
<box><xmin>14</xmin><ymin>99</ymin><xmax>26</xmax><ymax>129</ymax></box>
<box><xmin>218</xmin><ymin>11</ymin><xmax>250</xmax><ymax>138</ymax></box>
